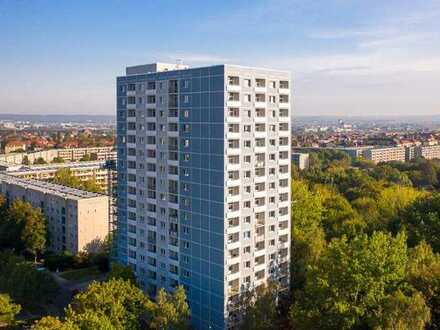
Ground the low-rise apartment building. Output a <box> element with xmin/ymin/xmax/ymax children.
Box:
<box><xmin>0</xmin><ymin>174</ymin><xmax>109</xmax><ymax>254</ymax></box>
<box><xmin>0</xmin><ymin>146</ymin><xmax>116</xmax><ymax>165</ymax></box>
<box><xmin>292</xmin><ymin>152</ymin><xmax>309</xmax><ymax>169</ymax></box>
<box><xmin>362</xmin><ymin>146</ymin><xmax>406</xmax><ymax>163</ymax></box>
<box><xmin>0</xmin><ymin>161</ymin><xmax>113</xmax><ymax>193</ymax></box>
<box><xmin>414</xmin><ymin>144</ymin><xmax>440</xmax><ymax>160</ymax></box>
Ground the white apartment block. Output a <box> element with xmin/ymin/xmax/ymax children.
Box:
<box><xmin>0</xmin><ymin>146</ymin><xmax>116</xmax><ymax>165</ymax></box>
<box><xmin>0</xmin><ymin>160</ymin><xmax>114</xmax><ymax>193</ymax></box>
<box><xmin>116</xmin><ymin>63</ymin><xmax>291</xmax><ymax>329</ymax></box>
<box><xmin>363</xmin><ymin>146</ymin><xmax>406</xmax><ymax>163</ymax></box>
<box><xmin>0</xmin><ymin>174</ymin><xmax>109</xmax><ymax>254</ymax></box>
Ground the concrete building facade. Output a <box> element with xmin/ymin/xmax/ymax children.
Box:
<box><xmin>0</xmin><ymin>146</ymin><xmax>116</xmax><ymax>165</ymax></box>
<box><xmin>0</xmin><ymin>160</ymin><xmax>114</xmax><ymax>193</ymax></box>
<box><xmin>0</xmin><ymin>174</ymin><xmax>109</xmax><ymax>254</ymax></box>
<box><xmin>292</xmin><ymin>152</ymin><xmax>309</xmax><ymax>170</ymax></box>
<box><xmin>414</xmin><ymin>144</ymin><xmax>440</xmax><ymax>160</ymax></box>
<box><xmin>363</xmin><ymin>146</ymin><xmax>406</xmax><ymax>163</ymax></box>
<box><xmin>116</xmin><ymin>63</ymin><xmax>291</xmax><ymax>329</ymax></box>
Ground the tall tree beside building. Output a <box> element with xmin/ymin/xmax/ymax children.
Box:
<box><xmin>0</xmin><ymin>199</ymin><xmax>47</xmax><ymax>258</ymax></box>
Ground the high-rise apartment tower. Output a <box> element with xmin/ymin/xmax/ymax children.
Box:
<box><xmin>116</xmin><ymin>63</ymin><xmax>291</xmax><ymax>329</ymax></box>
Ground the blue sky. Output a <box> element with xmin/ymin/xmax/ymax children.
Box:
<box><xmin>1</xmin><ymin>0</ymin><xmax>439</xmax><ymax>116</ymax></box>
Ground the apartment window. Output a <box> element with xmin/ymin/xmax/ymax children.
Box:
<box><xmin>280</xmin><ymin>80</ymin><xmax>289</xmax><ymax>89</ymax></box>
<box><xmin>228</xmin><ymin>124</ymin><xmax>239</xmax><ymax>133</ymax></box>
<box><xmin>256</xmin><ymin>94</ymin><xmax>265</xmax><ymax>102</ymax></box>
<box><xmin>269</xmin><ymin>95</ymin><xmax>276</xmax><ymax>104</ymax></box>
<box><xmin>244</xmin><ymin>94</ymin><xmax>251</xmax><ymax>102</ymax></box>
<box><xmin>228</xmin><ymin>186</ymin><xmax>239</xmax><ymax>196</ymax></box>
<box><xmin>183</xmin><ymin>95</ymin><xmax>190</xmax><ymax>103</ymax></box>
<box><xmin>147</xmin><ymin>81</ymin><xmax>156</xmax><ymax>90</ymax></box>
<box><xmin>228</xmin><ymin>217</ymin><xmax>239</xmax><ymax>227</ymax></box>
<box><xmin>244</xmin><ymin>79</ymin><xmax>251</xmax><ymax>87</ymax></box>
<box><xmin>228</xmin><ymin>76</ymin><xmax>240</xmax><ymax>85</ymax></box>
<box><xmin>228</xmin><ymin>92</ymin><xmax>239</xmax><ymax>101</ymax></box>
<box><xmin>255</xmin><ymin>123</ymin><xmax>265</xmax><ymax>132</ymax></box>
<box><xmin>228</xmin><ymin>140</ymin><xmax>240</xmax><ymax>149</ymax></box>
<box><xmin>228</xmin><ymin>155</ymin><xmax>240</xmax><ymax>164</ymax></box>
<box><xmin>256</xmin><ymin>78</ymin><xmax>266</xmax><ymax>87</ymax></box>
<box><xmin>229</xmin><ymin>232</ymin><xmax>239</xmax><ymax>243</ymax></box>
<box><xmin>147</xmin><ymin>108</ymin><xmax>156</xmax><ymax>117</ymax></box>
<box><xmin>228</xmin><ymin>201</ymin><xmax>240</xmax><ymax>212</ymax></box>
<box><xmin>183</xmin><ymin>124</ymin><xmax>191</xmax><ymax>133</ymax></box>
<box><xmin>147</xmin><ymin>95</ymin><xmax>156</xmax><ymax>104</ymax></box>
<box><xmin>228</xmin><ymin>108</ymin><xmax>239</xmax><ymax>117</ymax></box>
<box><xmin>244</xmin><ymin>125</ymin><xmax>251</xmax><ymax>132</ymax></box>
<box><xmin>256</xmin><ymin>108</ymin><xmax>265</xmax><ymax>117</ymax></box>
<box><xmin>270</xmin><ymin>81</ymin><xmax>276</xmax><ymax>88</ymax></box>
<box><xmin>184</xmin><ymin>80</ymin><xmax>190</xmax><ymax>88</ymax></box>
<box><xmin>280</xmin><ymin>95</ymin><xmax>289</xmax><ymax>103</ymax></box>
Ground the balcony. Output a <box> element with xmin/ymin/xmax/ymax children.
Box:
<box><xmin>227</xmin><ymin>76</ymin><xmax>241</xmax><ymax>92</ymax></box>
<box><xmin>255</xmin><ymin>79</ymin><xmax>266</xmax><ymax>93</ymax></box>
<box><xmin>279</xmin><ymin>81</ymin><xmax>289</xmax><ymax>94</ymax></box>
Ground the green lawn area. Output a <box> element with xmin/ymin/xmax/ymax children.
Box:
<box><xmin>59</xmin><ymin>266</ymin><xmax>102</xmax><ymax>281</ymax></box>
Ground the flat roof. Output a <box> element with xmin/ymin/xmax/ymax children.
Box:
<box><xmin>122</xmin><ymin>62</ymin><xmax>290</xmax><ymax>77</ymax></box>
<box><xmin>6</xmin><ymin>160</ymin><xmax>106</xmax><ymax>174</ymax></box>
<box><xmin>0</xmin><ymin>173</ymin><xmax>105</xmax><ymax>200</ymax></box>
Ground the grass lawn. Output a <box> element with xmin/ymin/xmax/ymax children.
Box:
<box><xmin>59</xmin><ymin>266</ymin><xmax>102</xmax><ymax>281</ymax></box>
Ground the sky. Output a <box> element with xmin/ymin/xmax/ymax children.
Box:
<box><xmin>1</xmin><ymin>0</ymin><xmax>440</xmax><ymax>116</ymax></box>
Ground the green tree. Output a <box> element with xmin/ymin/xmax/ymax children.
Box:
<box><xmin>33</xmin><ymin>157</ymin><xmax>47</xmax><ymax>165</ymax></box>
<box><xmin>407</xmin><ymin>241</ymin><xmax>440</xmax><ymax>328</ymax></box>
<box><xmin>32</xmin><ymin>316</ymin><xmax>73</xmax><ymax>330</ymax></box>
<box><xmin>52</xmin><ymin>168</ymin><xmax>102</xmax><ymax>193</ymax></box>
<box><xmin>22</xmin><ymin>155</ymin><xmax>30</xmax><ymax>165</ymax></box>
<box><xmin>82</xmin><ymin>178</ymin><xmax>103</xmax><ymax>193</ymax></box>
<box><xmin>108</xmin><ymin>262</ymin><xmax>136</xmax><ymax>284</ymax></box>
<box><xmin>65</xmin><ymin>279</ymin><xmax>153</xmax><ymax>330</ymax></box>
<box><xmin>0</xmin><ymin>293</ymin><xmax>21</xmax><ymax>327</ymax></box>
<box><xmin>396</xmin><ymin>193</ymin><xmax>440</xmax><ymax>252</ymax></box>
<box><xmin>354</xmin><ymin>186</ymin><xmax>424</xmax><ymax>233</ymax></box>
<box><xmin>320</xmin><ymin>189</ymin><xmax>365</xmax><ymax>240</ymax></box>
<box><xmin>291</xmin><ymin>180</ymin><xmax>326</xmax><ymax>290</ymax></box>
<box><xmin>290</xmin><ymin>232</ymin><xmax>430</xmax><ymax>330</ymax></box>
<box><xmin>239</xmin><ymin>282</ymin><xmax>280</xmax><ymax>330</ymax></box>
<box><xmin>375</xmin><ymin>290</ymin><xmax>431</xmax><ymax>330</ymax></box>
<box><xmin>52</xmin><ymin>168</ymin><xmax>82</xmax><ymax>188</ymax></box>
<box><xmin>148</xmin><ymin>286</ymin><xmax>190</xmax><ymax>330</ymax></box>
<box><xmin>80</xmin><ymin>153</ymin><xmax>92</xmax><ymax>162</ymax></box>
<box><xmin>7</xmin><ymin>199</ymin><xmax>47</xmax><ymax>259</ymax></box>
<box><xmin>51</xmin><ymin>156</ymin><xmax>65</xmax><ymax>163</ymax></box>
<box><xmin>0</xmin><ymin>251</ymin><xmax>58</xmax><ymax>307</ymax></box>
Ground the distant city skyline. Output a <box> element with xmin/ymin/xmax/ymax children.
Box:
<box><xmin>1</xmin><ymin>0</ymin><xmax>439</xmax><ymax>116</ymax></box>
